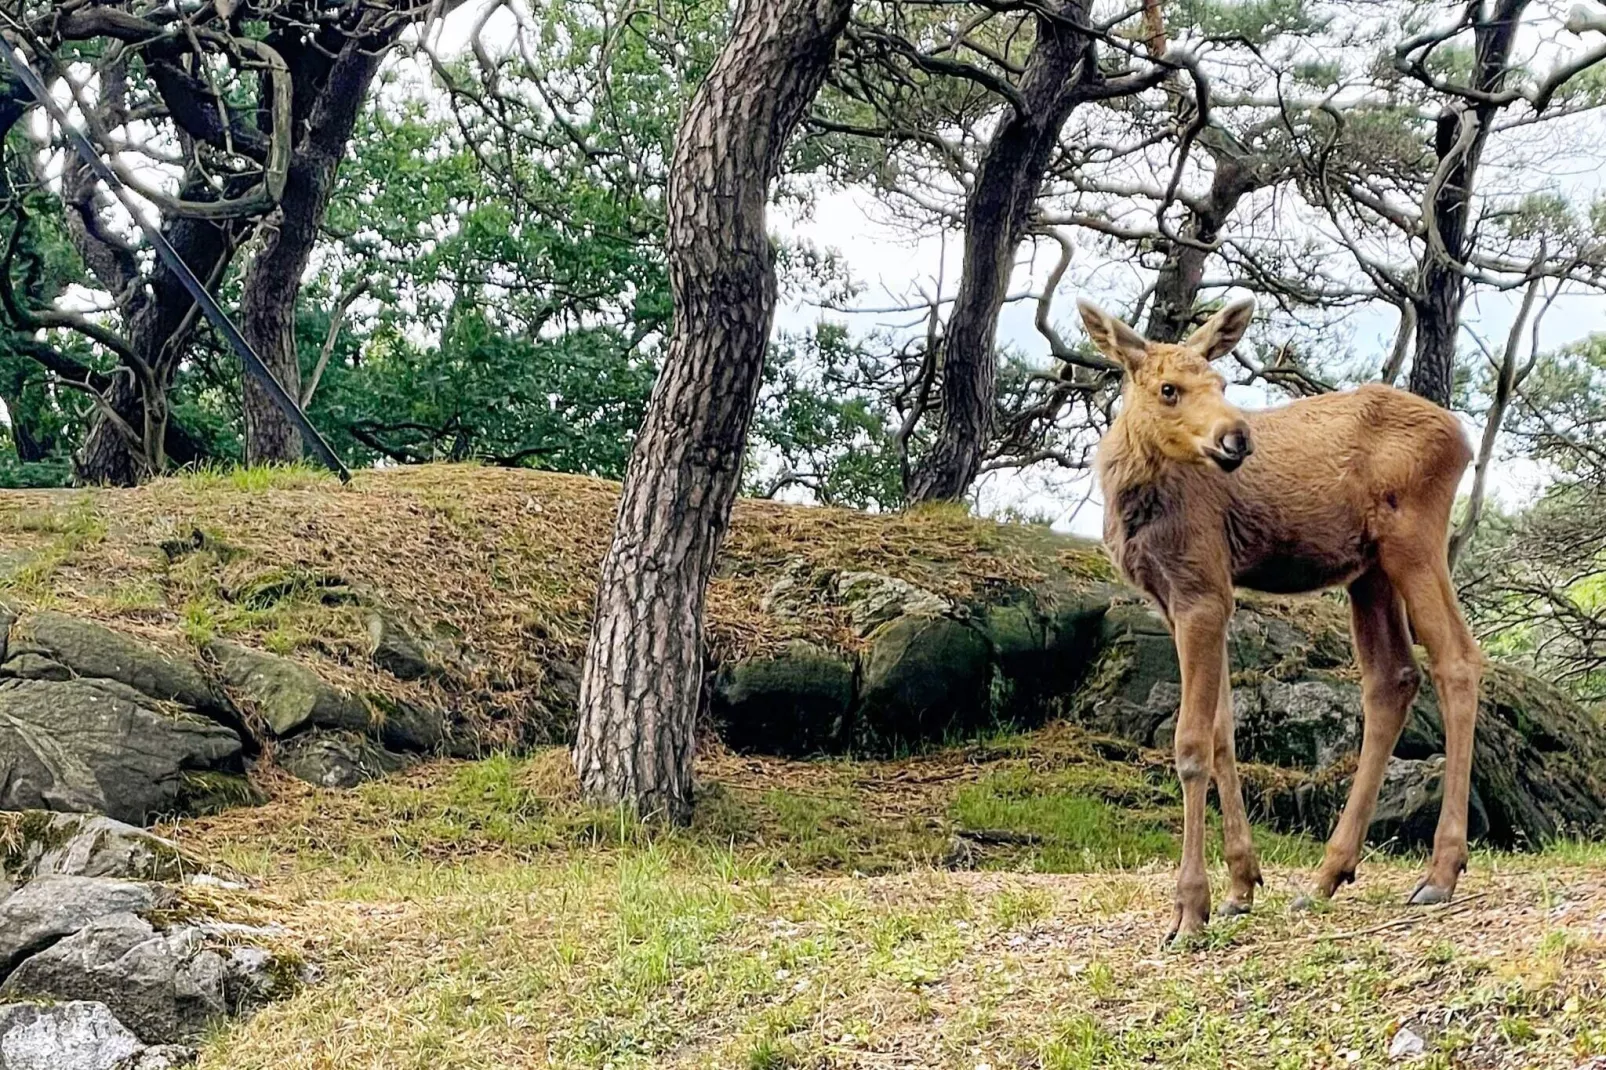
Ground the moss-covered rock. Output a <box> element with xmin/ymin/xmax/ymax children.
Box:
<box><xmin>275</xmin><ymin>732</ymin><xmax>410</xmax><ymax>790</ymax></box>
<box><xmin>207</xmin><ymin>641</ymin><xmax>370</xmax><ymax>738</ymax></box>
<box><xmin>710</xmin><ymin>641</ymin><xmax>855</xmax><ymax>756</ymax></box>
<box><xmin>6</xmin><ymin>612</ymin><xmax>226</xmax><ymax>716</ymax></box>
<box><xmin>857</xmin><ymin>614</ymin><xmax>992</xmax><ymax>749</ymax></box>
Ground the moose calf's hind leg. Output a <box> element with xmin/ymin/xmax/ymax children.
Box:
<box><xmin>1302</xmin><ymin>569</ymin><xmax>1419</xmax><ymax>905</ymax></box>
<box><xmin>1391</xmin><ymin>560</ymin><xmax>1481</xmax><ymax>906</ymax></box>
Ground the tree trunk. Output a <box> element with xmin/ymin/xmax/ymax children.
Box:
<box><xmin>1409</xmin><ymin>0</ymin><xmax>1526</xmax><ymax>407</ymax></box>
<box><xmin>1144</xmin><ymin>155</ymin><xmax>1257</xmax><ymax>343</ymax></box>
<box><xmin>75</xmin><ymin>199</ymin><xmax>234</xmax><ymax>485</ymax></box>
<box><xmin>904</xmin><ymin>1</ymin><xmax>1096</xmax><ymax>503</ymax></box>
<box><xmin>238</xmin><ymin>32</ymin><xmax>391</xmax><ymax>466</ymax></box>
<box><xmin>573</xmin><ymin>0</ymin><xmax>853</xmax><ymax>821</ymax></box>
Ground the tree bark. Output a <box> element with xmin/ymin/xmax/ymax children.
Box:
<box><xmin>904</xmin><ymin>1</ymin><xmax>1098</xmax><ymax>503</ymax></box>
<box><xmin>1409</xmin><ymin>0</ymin><xmax>1527</xmax><ymax>407</ymax></box>
<box><xmin>238</xmin><ymin>25</ymin><xmax>394</xmax><ymax>466</ymax></box>
<box><xmin>74</xmin><ymin>188</ymin><xmax>235</xmax><ymax>485</ymax></box>
<box><xmin>573</xmin><ymin>0</ymin><xmax>853</xmax><ymax>821</ymax></box>
<box><xmin>1143</xmin><ymin>154</ymin><xmax>1259</xmax><ymax>343</ymax></box>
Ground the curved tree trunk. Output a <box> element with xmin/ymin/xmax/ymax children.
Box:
<box><xmin>239</xmin><ymin>29</ymin><xmax>393</xmax><ymax>466</ymax></box>
<box><xmin>904</xmin><ymin>1</ymin><xmax>1098</xmax><ymax>504</ymax></box>
<box><xmin>573</xmin><ymin>0</ymin><xmax>853</xmax><ymax>821</ymax></box>
<box><xmin>1409</xmin><ymin>0</ymin><xmax>1526</xmax><ymax>407</ymax></box>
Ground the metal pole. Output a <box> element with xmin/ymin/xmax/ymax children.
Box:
<box><xmin>0</xmin><ymin>33</ymin><xmax>352</xmax><ymax>482</ymax></box>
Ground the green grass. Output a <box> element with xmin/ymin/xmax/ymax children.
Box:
<box><xmin>163</xmin><ymin>730</ymin><xmax>1606</xmax><ymax>1070</ymax></box>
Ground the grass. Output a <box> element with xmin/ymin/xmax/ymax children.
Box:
<box><xmin>158</xmin><ymin>724</ymin><xmax>1606</xmax><ymax>1070</ymax></box>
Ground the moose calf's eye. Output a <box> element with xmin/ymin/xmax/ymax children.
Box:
<box><xmin>1160</xmin><ymin>383</ymin><xmax>1179</xmax><ymax>404</ymax></box>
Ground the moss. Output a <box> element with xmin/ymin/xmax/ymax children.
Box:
<box><xmin>180</xmin><ymin>771</ymin><xmax>267</xmax><ymax>816</ymax></box>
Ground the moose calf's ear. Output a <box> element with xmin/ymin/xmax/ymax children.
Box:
<box><xmin>1077</xmin><ymin>299</ymin><xmax>1149</xmax><ymax>371</ymax></box>
<box><xmin>1185</xmin><ymin>298</ymin><xmax>1255</xmax><ymax>362</ymax></box>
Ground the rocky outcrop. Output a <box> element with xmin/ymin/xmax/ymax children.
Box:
<box><xmin>0</xmin><ymin>608</ymin><xmax>451</xmax><ymax>812</ymax></box>
<box><xmin>0</xmin><ymin>679</ymin><xmax>244</xmax><ymax>826</ymax></box>
<box><xmin>712</xmin><ymin>558</ymin><xmax>1606</xmax><ymax>852</ymax></box>
<box><xmin>0</xmin><ymin>812</ymin><xmax>307</xmax><ymax>1064</ymax></box>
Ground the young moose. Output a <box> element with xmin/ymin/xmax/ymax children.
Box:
<box><xmin>1079</xmin><ymin>297</ymin><xmax>1482</xmax><ymax>942</ymax></box>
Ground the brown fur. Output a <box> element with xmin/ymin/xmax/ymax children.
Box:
<box><xmin>1080</xmin><ymin>298</ymin><xmax>1482</xmax><ymax>942</ymax></box>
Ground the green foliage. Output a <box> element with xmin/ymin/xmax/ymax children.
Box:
<box><xmin>750</xmin><ymin>323</ymin><xmax>904</xmax><ymax>510</ymax></box>
<box><xmin>1172</xmin><ymin>0</ymin><xmax>1326</xmax><ymax>45</ymax></box>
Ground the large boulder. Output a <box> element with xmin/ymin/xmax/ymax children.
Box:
<box><xmin>206</xmin><ymin>641</ymin><xmax>370</xmax><ymax>738</ymax></box>
<box><xmin>0</xmin><ymin>1000</ymin><xmax>145</xmax><ymax>1070</ymax></box>
<box><xmin>0</xmin><ymin>914</ymin><xmax>228</xmax><ymax>1044</ymax></box>
<box><xmin>3</xmin><ymin>613</ymin><xmax>223</xmax><ymax>717</ymax></box>
<box><xmin>0</xmin><ymin>679</ymin><xmax>245</xmax><ymax>825</ymax></box>
<box><xmin>0</xmin><ymin>875</ymin><xmax>167</xmax><ymax>977</ymax></box>
<box><xmin>857</xmin><ymin>614</ymin><xmax>992</xmax><ymax>747</ymax></box>
<box><xmin>711</xmin><ymin>641</ymin><xmax>855</xmax><ymax>756</ymax></box>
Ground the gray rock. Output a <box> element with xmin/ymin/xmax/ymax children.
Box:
<box><xmin>0</xmin><ymin>812</ymin><xmax>191</xmax><ymax>883</ymax></box>
<box><xmin>1369</xmin><ymin>756</ymin><xmax>1450</xmax><ymax>847</ymax></box>
<box><xmin>0</xmin><ymin>1001</ymin><xmax>143</xmax><ymax>1070</ymax></box>
<box><xmin>757</xmin><ymin>558</ymin><xmax>823</xmax><ymax>621</ymax></box>
<box><xmin>221</xmin><ymin>944</ymin><xmax>302</xmax><ymax>1012</ymax></box>
<box><xmin>276</xmin><ymin>731</ymin><xmax>409</xmax><ymax>789</ymax></box>
<box><xmin>366</xmin><ymin>613</ymin><xmax>435</xmax><ymax>680</ymax></box>
<box><xmin>207</xmin><ymin>641</ymin><xmax>370</xmax><ymax>738</ymax></box>
<box><xmin>857</xmin><ymin>614</ymin><xmax>991</xmax><ymax>748</ymax></box>
<box><xmin>0</xmin><ymin>914</ymin><xmax>227</xmax><ymax>1044</ymax></box>
<box><xmin>0</xmin><ymin>604</ymin><xmax>13</xmax><ymax>664</ymax></box>
<box><xmin>0</xmin><ymin>875</ymin><xmax>166</xmax><ymax>978</ymax></box>
<box><xmin>0</xmin><ymin>678</ymin><xmax>244</xmax><ymax>825</ymax></box>
<box><xmin>832</xmin><ymin>572</ymin><xmax>953</xmax><ymax>637</ymax></box>
<box><xmin>0</xmin><ymin>653</ymin><xmax>71</xmax><ymax>682</ymax></box>
<box><xmin>5</xmin><ymin>613</ymin><xmax>223</xmax><ymax>715</ymax></box>
<box><xmin>711</xmin><ymin>641</ymin><xmax>856</xmax><ymax>756</ymax></box>
<box><xmin>126</xmin><ymin>1046</ymin><xmax>196</xmax><ymax>1070</ymax></box>
<box><xmin>367</xmin><ymin>694</ymin><xmax>447</xmax><ymax>753</ymax></box>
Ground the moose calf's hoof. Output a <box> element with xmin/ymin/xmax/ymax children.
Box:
<box><xmin>1407</xmin><ymin>882</ymin><xmax>1453</xmax><ymax>906</ymax></box>
<box><xmin>1215</xmin><ymin>897</ymin><xmax>1252</xmax><ymax>918</ymax></box>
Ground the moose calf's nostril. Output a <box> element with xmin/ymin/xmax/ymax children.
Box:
<box><xmin>1220</xmin><ymin>430</ymin><xmax>1248</xmax><ymax>457</ymax></box>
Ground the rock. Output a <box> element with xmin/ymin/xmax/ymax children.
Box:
<box><xmin>0</xmin><ymin>875</ymin><xmax>166</xmax><ymax>977</ymax></box>
<box><xmin>1389</xmin><ymin>1025</ymin><xmax>1426</xmax><ymax>1061</ymax></box>
<box><xmin>832</xmin><ymin>572</ymin><xmax>953</xmax><ymax>637</ymax></box>
<box><xmin>221</xmin><ymin>943</ymin><xmax>303</xmax><ymax>1012</ymax></box>
<box><xmin>1161</xmin><ymin>675</ymin><xmax>1362</xmax><ymax>771</ymax></box>
<box><xmin>1369</xmin><ymin>756</ymin><xmax>1462</xmax><ymax>847</ymax></box>
<box><xmin>5</xmin><ymin>613</ymin><xmax>223</xmax><ymax>715</ymax></box>
<box><xmin>207</xmin><ymin>641</ymin><xmax>370</xmax><ymax>738</ymax></box>
<box><xmin>857</xmin><ymin>614</ymin><xmax>990</xmax><ymax>748</ymax></box>
<box><xmin>276</xmin><ymin>731</ymin><xmax>409</xmax><ymax>789</ymax></box>
<box><xmin>1070</xmin><ymin>605</ymin><xmax>1182</xmax><ymax>745</ymax></box>
<box><xmin>0</xmin><ymin>678</ymin><xmax>245</xmax><ymax>825</ymax></box>
<box><xmin>126</xmin><ymin>1046</ymin><xmax>196</xmax><ymax>1069</ymax></box>
<box><xmin>711</xmin><ymin>641</ymin><xmax>856</xmax><ymax>756</ymax></box>
<box><xmin>1414</xmin><ymin>664</ymin><xmax>1606</xmax><ymax>848</ymax></box>
<box><xmin>366</xmin><ymin>613</ymin><xmax>435</xmax><ymax>680</ymax></box>
<box><xmin>0</xmin><ymin>653</ymin><xmax>71</xmax><ymax>681</ymax></box>
<box><xmin>757</xmin><ymin>558</ymin><xmax>823</xmax><ymax>621</ymax></box>
<box><xmin>0</xmin><ymin>604</ymin><xmax>13</xmax><ymax>664</ymax></box>
<box><xmin>0</xmin><ymin>812</ymin><xmax>192</xmax><ymax>883</ymax></box>
<box><xmin>0</xmin><ymin>914</ymin><xmax>228</xmax><ymax>1044</ymax></box>
<box><xmin>368</xmin><ymin>694</ymin><xmax>447</xmax><ymax>753</ymax></box>
<box><xmin>0</xmin><ymin>1001</ymin><xmax>143</xmax><ymax>1070</ymax></box>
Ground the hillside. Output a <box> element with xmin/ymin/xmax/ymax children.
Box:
<box><xmin>1</xmin><ymin>465</ymin><xmax>1605</xmax><ymax>1067</ymax></box>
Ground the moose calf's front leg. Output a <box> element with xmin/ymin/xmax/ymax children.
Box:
<box><xmin>1168</xmin><ymin>601</ymin><xmax>1230</xmax><ymax>942</ymax></box>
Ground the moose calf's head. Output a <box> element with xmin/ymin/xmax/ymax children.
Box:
<box><xmin>1078</xmin><ymin>298</ymin><xmax>1256</xmax><ymax>473</ymax></box>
